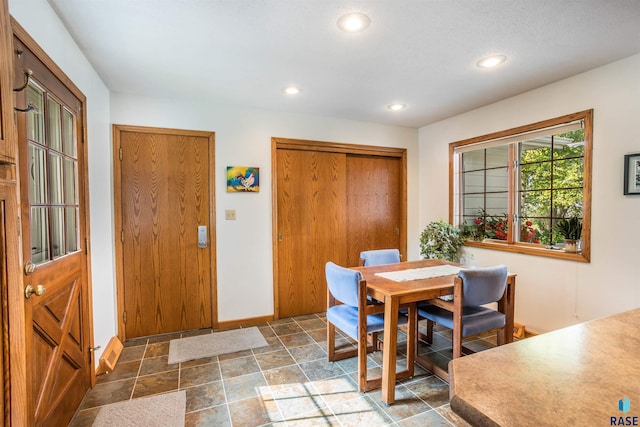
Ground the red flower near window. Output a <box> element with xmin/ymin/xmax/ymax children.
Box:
<box><xmin>469</xmin><ymin>209</ymin><xmax>540</xmax><ymax>243</ymax></box>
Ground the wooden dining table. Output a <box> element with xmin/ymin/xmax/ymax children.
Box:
<box><xmin>354</xmin><ymin>259</ymin><xmax>517</xmax><ymax>405</ymax></box>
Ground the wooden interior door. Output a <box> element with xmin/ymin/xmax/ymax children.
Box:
<box><xmin>14</xmin><ymin>35</ymin><xmax>92</xmax><ymax>427</ymax></box>
<box><xmin>115</xmin><ymin>126</ymin><xmax>216</xmax><ymax>339</ymax></box>
<box><xmin>276</xmin><ymin>148</ymin><xmax>347</xmax><ymax>318</ymax></box>
<box><xmin>346</xmin><ymin>155</ymin><xmax>403</xmax><ymax>266</ymax></box>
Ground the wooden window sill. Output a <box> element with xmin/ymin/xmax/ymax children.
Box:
<box><xmin>464</xmin><ymin>240</ymin><xmax>590</xmax><ymax>263</ymax></box>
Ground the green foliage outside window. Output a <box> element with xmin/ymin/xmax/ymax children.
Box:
<box><xmin>518</xmin><ymin>129</ymin><xmax>584</xmax><ymax>245</ymax></box>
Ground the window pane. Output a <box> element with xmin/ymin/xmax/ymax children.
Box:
<box><xmin>553</xmin><ymin>158</ymin><xmax>584</xmax><ymax>188</ymax></box>
<box><xmin>49</xmin><ymin>153</ymin><xmax>63</xmax><ymax>204</ymax></box>
<box><xmin>486</xmin><ymin>146</ymin><xmax>508</xmax><ymax>168</ymax></box>
<box><xmin>48</xmin><ymin>96</ymin><xmax>62</xmax><ymax>152</ymax></box>
<box><xmin>482</xmin><ymin>211</ymin><xmax>508</xmax><ymax>241</ymax></box>
<box><xmin>31</xmin><ymin>207</ymin><xmax>49</xmax><ymax>265</ymax></box>
<box><xmin>29</xmin><ymin>145</ymin><xmax>47</xmax><ymax>204</ymax></box>
<box><xmin>463</xmin><ymin>170</ymin><xmax>484</xmax><ymax>194</ymax></box>
<box><xmin>64</xmin><ymin>158</ymin><xmax>77</xmax><ymax>204</ymax></box>
<box><xmin>519</xmin><ymin>190</ymin><xmax>550</xmax><ymax>218</ymax></box>
<box><xmin>462</xmin><ymin>150</ymin><xmax>485</xmax><ymax>171</ymax></box>
<box><xmin>485</xmin><ymin>192</ymin><xmax>508</xmax><ymax>216</ymax></box>
<box><xmin>552</xmin><ymin>188</ymin><xmax>583</xmax><ymax>218</ymax></box>
<box><xmin>51</xmin><ymin>207</ymin><xmax>64</xmax><ymax>258</ymax></box>
<box><xmin>62</xmin><ymin>108</ymin><xmax>76</xmax><ymax>156</ymax></box>
<box><xmin>553</xmin><ymin>129</ymin><xmax>584</xmax><ymax>160</ymax></box>
<box><xmin>486</xmin><ymin>167</ymin><xmax>508</xmax><ymax>192</ymax></box>
<box><xmin>27</xmin><ymin>83</ymin><xmax>45</xmax><ymax>145</ymax></box>
<box><xmin>520</xmin><ymin>162</ymin><xmax>551</xmax><ymax>191</ymax></box>
<box><xmin>66</xmin><ymin>207</ymin><xmax>78</xmax><ymax>253</ymax></box>
<box><xmin>518</xmin><ymin>217</ymin><xmax>542</xmax><ymax>244</ymax></box>
<box><xmin>520</xmin><ymin>138</ymin><xmax>552</xmax><ymax>162</ymax></box>
<box><xmin>463</xmin><ymin>194</ymin><xmax>484</xmax><ymax>217</ymax></box>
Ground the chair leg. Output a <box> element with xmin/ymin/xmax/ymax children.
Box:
<box><xmin>452</xmin><ymin>323</ymin><xmax>463</xmax><ymax>359</ymax></box>
<box><xmin>424</xmin><ymin>320</ymin><xmax>434</xmax><ymax>344</ymax></box>
<box><xmin>358</xmin><ymin>330</ymin><xmax>369</xmax><ymax>392</ymax></box>
<box><xmin>327</xmin><ymin>322</ymin><xmax>336</xmax><ymax>361</ymax></box>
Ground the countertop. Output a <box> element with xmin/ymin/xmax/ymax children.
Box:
<box><xmin>449</xmin><ymin>308</ymin><xmax>640</xmax><ymax>426</ymax></box>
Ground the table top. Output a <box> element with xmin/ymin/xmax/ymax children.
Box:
<box><xmin>354</xmin><ymin>259</ymin><xmax>463</xmax><ymax>302</ymax></box>
<box><xmin>449</xmin><ymin>308</ymin><xmax>640</xmax><ymax>426</ymax></box>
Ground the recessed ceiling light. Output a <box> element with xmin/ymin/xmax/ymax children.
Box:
<box><xmin>337</xmin><ymin>13</ymin><xmax>371</xmax><ymax>33</ymax></box>
<box><xmin>283</xmin><ymin>86</ymin><xmax>300</xmax><ymax>95</ymax></box>
<box><xmin>476</xmin><ymin>55</ymin><xmax>507</xmax><ymax>69</ymax></box>
<box><xmin>387</xmin><ymin>103</ymin><xmax>407</xmax><ymax>111</ymax></box>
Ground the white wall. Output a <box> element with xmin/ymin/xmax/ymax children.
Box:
<box><xmin>11</xmin><ymin>1</ymin><xmax>420</xmax><ymax>356</ymax></box>
<box><xmin>419</xmin><ymin>54</ymin><xmax>640</xmax><ymax>333</ymax></box>
<box><xmin>110</xmin><ymin>95</ymin><xmax>420</xmax><ymax>321</ymax></box>
<box><xmin>14</xmin><ymin>0</ymin><xmax>638</xmax><ymax>354</ymax></box>
<box><xmin>10</xmin><ymin>0</ymin><xmax>115</xmax><ymax>364</ymax></box>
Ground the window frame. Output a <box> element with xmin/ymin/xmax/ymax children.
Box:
<box><xmin>449</xmin><ymin>109</ymin><xmax>593</xmax><ymax>263</ymax></box>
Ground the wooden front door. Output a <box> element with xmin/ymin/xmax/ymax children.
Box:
<box><xmin>273</xmin><ymin>138</ymin><xmax>406</xmax><ymax>319</ymax></box>
<box><xmin>14</xmin><ymin>35</ymin><xmax>92</xmax><ymax>427</ymax></box>
<box><xmin>114</xmin><ymin>125</ymin><xmax>216</xmax><ymax>339</ymax></box>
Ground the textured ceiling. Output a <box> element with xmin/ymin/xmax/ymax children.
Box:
<box><xmin>47</xmin><ymin>0</ymin><xmax>640</xmax><ymax>128</ymax></box>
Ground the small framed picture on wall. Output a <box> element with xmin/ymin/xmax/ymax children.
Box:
<box><xmin>227</xmin><ymin>166</ymin><xmax>259</xmax><ymax>192</ymax></box>
<box><xmin>623</xmin><ymin>153</ymin><xmax>640</xmax><ymax>195</ymax></box>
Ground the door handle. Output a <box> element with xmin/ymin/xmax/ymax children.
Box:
<box><xmin>25</xmin><ymin>284</ymin><xmax>46</xmax><ymax>299</ymax></box>
<box><xmin>198</xmin><ymin>225</ymin><xmax>208</xmax><ymax>248</ymax></box>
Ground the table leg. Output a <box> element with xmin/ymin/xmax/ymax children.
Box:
<box><xmin>381</xmin><ymin>296</ymin><xmax>399</xmax><ymax>405</ymax></box>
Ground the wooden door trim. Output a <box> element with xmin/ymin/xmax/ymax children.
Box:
<box><xmin>271</xmin><ymin>137</ymin><xmax>407</xmax><ymax>319</ymax></box>
<box><xmin>0</xmin><ymin>172</ymin><xmax>27</xmax><ymax>426</ymax></box>
<box><xmin>112</xmin><ymin>124</ymin><xmax>217</xmax><ymax>342</ymax></box>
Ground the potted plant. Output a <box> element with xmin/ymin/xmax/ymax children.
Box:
<box><xmin>553</xmin><ymin>216</ymin><xmax>582</xmax><ymax>253</ymax></box>
<box><xmin>419</xmin><ymin>220</ymin><xmax>465</xmax><ymax>262</ymax></box>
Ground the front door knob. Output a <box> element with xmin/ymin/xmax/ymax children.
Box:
<box><xmin>25</xmin><ymin>284</ymin><xmax>46</xmax><ymax>299</ymax></box>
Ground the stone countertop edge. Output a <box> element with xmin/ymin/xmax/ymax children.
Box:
<box><xmin>449</xmin><ymin>360</ymin><xmax>500</xmax><ymax>427</ymax></box>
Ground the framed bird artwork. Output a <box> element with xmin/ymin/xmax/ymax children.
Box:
<box><xmin>227</xmin><ymin>166</ymin><xmax>260</xmax><ymax>192</ymax></box>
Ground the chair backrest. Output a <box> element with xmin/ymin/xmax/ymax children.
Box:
<box><xmin>458</xmin><ymin>264</ymin><xmax>508</xmax><ymax>307</ymax></box>
<box><xmin>326</xmin><ymin>262</ymin><xmax>362</xmax><ymax>307</ymax></box>
<box><xmin>359</xmin><ymin>249</ymin><xmax>401</xmax><ymax>266</ymax></box>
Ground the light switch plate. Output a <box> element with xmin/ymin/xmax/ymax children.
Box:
<box><xmin>225</xmin><ymin>209</ymin><xmax>236</xmax><ymax>220</ymax></box>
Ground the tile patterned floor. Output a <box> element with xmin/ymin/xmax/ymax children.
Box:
<box><xmin>69</xmin><ymin>314</ymin><xmax>495</xmax><ymax>426</ymax></box>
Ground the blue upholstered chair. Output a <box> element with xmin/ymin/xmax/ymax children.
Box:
<box><xmin>417</xmin><ymin>265</ymin><xmax>508</xmax><ymax>359</ymax></box>
<box><xmin>326</xmin><ymin>261</ymin><xmax>414</xmax><ymax>392</ymax></box>
<box><xmin>359</xmin><ymin>249</ymin><xmax>401</xmax><ymax>267</ymax></box>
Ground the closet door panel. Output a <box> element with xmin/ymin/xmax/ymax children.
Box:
<box><xmin>276</xmin><ymin>149</ymin><xmax>346</xmax><ymax>318</ymax></box>
<box><xmin>346</xmin><ymin>155</ymin><xmax>403</xmax><ymax>267</ymax></box>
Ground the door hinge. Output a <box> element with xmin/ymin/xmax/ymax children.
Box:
<box><xmin>119</xmin><ymin>147</ymin><xmax>123</xmax><ymax>161</ymax></box>
<box><xmin>17</xmin><ymin>216</ymin><xmax>21</xmax><ymax>237</ymax></box>
<box><xmin>121</xmin><ymin>230</ymin><xmax>124</xmax><ymax>243</ymax></box>
<box><xmin>123</xmin><ymin>311</ymin><xmax>127</xmax><ymax>324</ymax></box>
<box><xmin>85</xmin><ymin>238</ymin><xmax>88</xmax><ymax>255</ymax></box>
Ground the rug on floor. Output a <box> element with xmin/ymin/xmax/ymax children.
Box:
<box><xmin>93</xmin><ymin>390</ymin><xmax>186</xmax><ymax>427</ymax></box>
<box><xmin>167</xmin><ymin>326</ymin><xmax>268</xmax><ymax>364</ymax></box>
